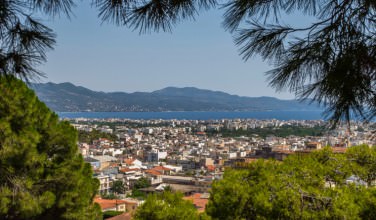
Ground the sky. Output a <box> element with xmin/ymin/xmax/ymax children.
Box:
<box><xmin>39</xmin><ymin>2</ymin><xmax>295</xmax><ymax>99</ymax></box>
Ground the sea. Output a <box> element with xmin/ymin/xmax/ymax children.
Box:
<box><xmin>57</xmin><ymin>111</ymin><xmax>325</xmax><ymax>121</ymax></box>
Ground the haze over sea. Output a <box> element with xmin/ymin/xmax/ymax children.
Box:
<box><xmin>58</xmin><ymin>111</ymin><xmax>324</xmax><ymax>120</ymax></box>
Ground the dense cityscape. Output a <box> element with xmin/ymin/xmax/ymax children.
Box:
<box><xmin>70</xmin><ymin>117</ymin><xmax>376</xmax><ymax>216</ymax></box>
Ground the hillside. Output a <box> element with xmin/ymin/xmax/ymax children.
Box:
<box><xmin>31</xmin><ymin>83</ymin><xmax>321</xmax><ymax>112</ymax></box>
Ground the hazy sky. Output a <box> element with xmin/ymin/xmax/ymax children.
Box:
<box><xmin>39</xmin><ymin>2</ymin><xmax>295</xmax><ymax>99</ymax></box>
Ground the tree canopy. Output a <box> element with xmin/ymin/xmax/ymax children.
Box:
<box><xmin>130</xmin><ymin>177</ymin><xmax>152</xmax><ymax>199</ymax></box>
<box><xmin>78</xmin><ymin>129</ymin><xmax>117</xmax><ymax>144</ymax></box>
<box><xmin>111</xmin><ymin>180</ymin><xmax>126</xmax><ymax>195</ymax></box>
<box><xmin>206</xmin><ymin>146</ymin><xmax>376</xmax><ymax>219</ymax></box>
<box><xmin>0</xmin><ymin>76</ymin><xmax>101</xmax><ymax>219</ymax></box>
<box><xmin>133</xmin><ymin>191</ymin><xmax>201</xmax><ymax>220</ymax></box>
<box><xmin>1</xmin><ymin>0</ymin><xmax>375</xmax><ymax>126</ymax></box>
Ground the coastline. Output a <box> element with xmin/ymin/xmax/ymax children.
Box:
<box><xmin>57</xmin><ymin>110</ymin><xmax>324</xmax><ymax>120</ymax></box>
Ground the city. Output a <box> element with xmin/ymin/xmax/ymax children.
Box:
<box><xmin>71</xmin><ymin>118</ymin><xmax>376</xmax><ymax>215</ymax></box>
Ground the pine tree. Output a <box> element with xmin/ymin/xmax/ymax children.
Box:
<box><xmin>0</xmin><ymin>76</ymin><xmax>101</xmax><ymax>220</ymax></box>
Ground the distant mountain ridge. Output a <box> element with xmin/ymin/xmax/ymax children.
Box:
<box><xmin>31</xmin><ymin>82</ymin><xmax>322</xmax><ymax>112</ymax></box>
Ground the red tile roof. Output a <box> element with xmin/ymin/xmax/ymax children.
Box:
<box><xmin>273</xmin><ymin>150</ymin><xmax>294</xmax><ymax>154</ymax></box>
<box><xmin>153</xmin><ymin>166</ymin><xmax>172</xmax><ymax>171</ymax></box>
<box><xmin>332</xmin><ymin>147</ymin><xmax>347</xmax><ymax>153</ymax></box>
<box><xmin>183</xmin><ymin>193</ymin><xmax>209</xmax><ymax>213</ymax></box>
<box><xmin>124</xmin><ymin>159</ymin><xmax>136</xmax><ymax>165</ymax></box>
<box><xmin>120</xmin><ymin>167</ymin><xmax>140</xmax><ymax>173</ymax></box>
<box><xmin>107</xmin><ymin>212</ymin><xmax>132</xmax><ymax>220</ymax></box>
<box><xmin>206</xmin><ymin>165</ymin><xmax>215</xmax><ymax>172</ymax></box>
<box><xmin>94</xmin><ymin>198</ymin><xmax>128</xmax><ymax>210</ymax></box>
<box><xmin>145</xmin><ymin>169</ymin><xmax>162</xmax><ymax>176</ymax></box>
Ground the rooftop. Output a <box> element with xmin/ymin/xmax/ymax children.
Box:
<box><xmin>183</xmin><ymin>193</ymin><xmax>209</xmax><ymax>213</ymax></box>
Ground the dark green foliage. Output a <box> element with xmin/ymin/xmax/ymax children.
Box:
<box><xmin>163</xmin><ymin>185</ymin><xmax>173</xmax><ymax>192</ymax></box>
<box><xmin>101</xmin><ymin>193</ymin><xmax>118</xmax><ymax>200</ymax></box>
<box><xmin>206</xmin><ymin>146</ymin><xmax>376</xmax><ymax>219</ymax></box>
<box><xmin>184</xmin><ymin>170</ymin><xmax>195</xmax><ymax>176</ymax></box>
<box><xmin>207</xmin><ymin>126</ymin><xmax>325</xmax><ymax>138</ymax></box>
<box><xmin>130</xmin><ymin>177</ymin><xmax>151</xmax><ymax>199</ymax></box>
<box><xmin>102</xmin><ymin>210</ymin><xmax>123</xmax><ymax>219</ymax></box>
<box><xmin>78</xmin><ymin>129</ymin><xmax>117</xmax><ymax>144</ymax></box>
<box><xmin>0</xmin><ymin>76</ymin><xmax>101</xmax><ymax>219</ymax></box>
<box><xmin>346</xmin><ymin>145</ymin><xmax>376</xmax><ymax>187</ymax></box>
<box><xmin>0</xmin><ymin>0</ymin><xmax>65</xmax><ymax>79</ymax></box>
<box><xmin>133</xmin><ymin>177</ymin><xmax>151</xmax><ymax>189</ymax></box>
<box><xmin>93</xmin><ymin>0</ymin><xmax>216</xmax><ymax>33</ymax></box>
<box><xmin>130</xmin><ymin>190</ymin><xmax>146</xmax><ymax>199</ymax></box>
<box><xmin>133</xmin><ymin>191</ymin><xmax>200</xmax><ymax>220</ymax></box>
<box><xmin>111</xmin><ymin>180</ymin><xmax>126</xmax><ymax>195</ymax></box>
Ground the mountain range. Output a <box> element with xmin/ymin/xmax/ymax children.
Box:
<box><xmin>31</xmin><ymin>82</ymin><xmax>322</xmax><ymax>112</ymax></box>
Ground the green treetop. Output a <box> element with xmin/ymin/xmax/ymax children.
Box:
<box><xmin>133</xmin><ymin>191</ymin><xmax>201</xmax><ymax>220</ymax></box>
<box><xmin>206</xmin><ymin>146</ymin><xmax>376</xmax><ymax>220</ymax></box>
<box><xmin>111</xmin><ymin>180</ymin><xmax>126</xmax><ymax>195</ymax></box>
<box><xmin>0</xmin><ymin>76</ymin><xmax>101</xmax><ymax>220</ymax></box>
